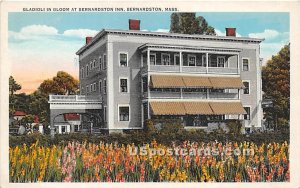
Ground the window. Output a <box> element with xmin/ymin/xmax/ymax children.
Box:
<box><xmin>99</xmin><ymin>80</ymin><xmax>102</xmax><ymax>93</ymax></box>
<box><xmin>119</xmin><ymin>106</ymin><xmax>129</xmax><ymax>121</ymax></box>
<box><xmin>61</xmin><ymin>126</ymin><xmax>66</xmax><ymax>133</ymax></box>
<box><xmin>174</xmin><ymin>54</ymin><xmax>180</xmax><ymax>66</ymax></box>
<box><xmin>120</xmin><ymin>78</ymin><xmax>128</xmax><ymax>93</ymax></box>
<box><xmin>74</xmin><ymin>125</ymin><xmax>79</xmax><ymax>132</ymax></box>
<box><xmin>243</xmin><ymin>59</ymin><xmax>249</xmax><ymax>71</ymax></box>
<box><xmin>99</xmin><ymin>56</ymin><xmax>102</xmax><ymax>70</ymax></box>
<box><xmin>161</xmin><ymin>54</ymin><xmax>170</xmax><ymax>65</ymax></box>
<box><xmin>103</xmin><ymin>106</ymin><xmax>107</xmax><ymax>122</ymax></box>
<box><xmin>80</xmin><ymin>67</ymin><xmax>84</xmax><ymax>78</ymax></box>
<box><xmin>188</xmin><ymin>55</ymin><xmax>196</xmax><ymax>66</ymax></box>
<box><xmin>243</xmin><ymin>81</ymin><xmax>250</xmax><ymax>94</ymax></box>
<box><xmin>86</xmin><ymin>85</ymin><xmax>89</xmax><ymax>93</ymax></box>
<box><xmin>217</xmin><ymin>57</ymin><xmax>226</xmax><ymax>67</ymax></box>
<box><xmin>86</xmin><ymin>65</ymin><xmax>89</xmax><ymax>76</ymax></box>
<box><xmin>103</xmin><ymin>79</ymin><xmax>107</xmax><ymax>94</ymax></box>
<box><xmin>93</xmin><ymin>59</ymin><xmax>96</xmax><ymax>68</ymax></box>
<box><xmin>90</xmin><ymin>84</ymin><xmax>93</xmax><ymax>92</ymax></box>
<box><xmin>81</xmin><ymin>86</ymin><xmax>84</xmax><ymax>94</ymax></box>
<box><xmin>150</xmin><ymin>53</ymin><xmax>156</xmax><ymax>65</ymax></box>
<box><xmin>119</xmin><ymin>53</ymin><xmax>128</xmax><ymax>67</ymax></box>
<box><xmin>90</xmin><ymin>61</ymin><xmax>93</xmax><ymax>70</ymax></box>
<box><xmin>103</xmin><ymin>54</ymin><xmax>107</xmax><ymax>69</ymax></box>
<box><xmin>142</xmin><ymin>76</ymin><xmax>148</xmax><ymax>92</ymax></box>
<box><xmin>93</xmin><ymin>83</ymin><xmax>97</xmax><ymax>91</ymax></box>
<box><xmin>244</xmin><ymin>107</ymin><xmax>250</xmax><ymax>120</ymax></box>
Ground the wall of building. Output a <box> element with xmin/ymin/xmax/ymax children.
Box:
<box><xmin>111</xmin><ymin>42</ymin><xmax>143</xmax><ymax>129</ymax></box>
<box><xmin>239</xmin><ymin>48</ymin><xmax>259</xmax><ymax>127</ymax></box>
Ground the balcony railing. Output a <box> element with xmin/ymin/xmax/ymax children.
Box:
<box><xmin>49</xmin><ymin>95</ymin><xmax>102</xmax><ymax>102</ymax></box>
<box><xmin>146</xmin><ymin>91</ymin><xmax>239</xmax><ymax>100</ymax></box>
<box><xmin>142</xmin><ymin>64</ymin><xmax>239</xmax><ymax>74</ymax></box>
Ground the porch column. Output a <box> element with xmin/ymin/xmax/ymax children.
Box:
<box><xmin>147</xmin><ymin>49</ymin><xmax>150</xmax><ymax>71</ymax></box>
<box><xmin>237</xmin><ymin>54</ymin><xmax>240</xmax><ymax>74</ymax></box>
<box><xmin>206</xmin><ymin>52</ymin><xmax>209</xmax><ymax>73</ymax></box>
<box><xmin>179</xmin><ymin>51</ymin><xmax>182</xmax><ymax>72</ymax></box>
<box><xmin>207</xmin><ymin>88</ymin><xmax>209</xmax><ymax>99</ymax></box>
<box><xmin>180</xmin><ymin>88</ymin><xmax>183</xmax><ymax>99</ymax></box>
<box><xmin>147</xmin><ymin>49</ymin><xmax>151</xmax><ymax>100</ymax></box>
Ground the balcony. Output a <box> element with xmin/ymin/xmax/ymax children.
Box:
<box><xmin>146</xmin><ymin>91</ymin><xmax>239</xmax><ymax>100</ymax></box>
<box><xmin>49</xmin><ymin>95</ymin><xmax>102</xmax><ymax>102</ymax></box>
<box><xmin>140</xmin><ymin>47</ymin><xmax>240</xmax><ymax>75</ymax></box>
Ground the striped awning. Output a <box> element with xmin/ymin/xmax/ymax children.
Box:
<box><xmin>182</xmin><ymin>76</ymin><xmax>212</xmax><ymax>88</ymax></box>
<box><xmin>150</xmin><ymin>75</ymin><xmax>185</xmax><ymax>88</ymax></box>
<box><xmin>150</xmin><ymin>101</ymin><xmax>246</xmax><ymax>115</ymax></box>
<box><xmin>184</xmin><ymin>102</ymin><xmax>214</xmax><ymax>115</ymax></box>
<box><xmin>209</xmin><ymin>77</ymin><xmax>245</xmax><ymax>89</ymax></box>
<box><xmin>150</xmin><ymin>75</ymin><xmax>244</xmax><ymax>89</ymax></box>
<box><xmin>150</xmin><ymin>102</ymin><xmax>186</xmax><ymax>115</ymax></box>
<box><xmin>209</xmin><ymin>102</ymin><xmax>247</xmax><ymax>114</ymax></box>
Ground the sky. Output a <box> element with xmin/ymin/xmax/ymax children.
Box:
<box><xmin>8</xmin><ymin>12</ymin><xmax>290</xmax><ymax>94</ymax></box>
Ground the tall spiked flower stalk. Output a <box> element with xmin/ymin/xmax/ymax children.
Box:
<box><xmin>9</xmin><ymin>140</ymin><xmax>289</xmax><ymax>182</ymax></box>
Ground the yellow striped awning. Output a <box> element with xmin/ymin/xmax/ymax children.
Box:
<box><xmin>150</xmin><ymin>75</ymin><xmax>244</xmax><ymax>89</ymax></box>
<box><xmin>150</xmin><ymin>101</ymin><xmax>246</xmax><ymax>115</ymax></box>
<box><xmin>182</xmin><ymin>76</ymin><xmax>212</xmax><ymax>88</ymax></box>
<box><xmin>150</xmin><ymin>102</ymin><xmax>186</xmax><ymax>115</ymax></box>
<box><xmin>210</xmin><ymin>102</ymin><xmax>247</xmax><ymax>114</ymax></box>
<box><xmin>184</xmin><ymin>102</ymin><xmax>214</xmax><ymax>115</ymax></box>
<box><xmin>150</xmin><ymin>75</ymin><xmax>185</xmax><ymax>88</ymax></box>
<box><xmin>209</xmin><ymin>77</ymin><xmax>245</xmax><ymax>89</ymax></box>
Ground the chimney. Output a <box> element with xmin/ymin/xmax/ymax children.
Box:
<box><xmin>225</xmin><ymin>28</ymin><xmax>236</xmax><ymax>37</ymax></box>
<box><xmin>129</xmin><ymin>19</ymin><xmax>140</xmax><ymax>30</ymax></box>
<box><xmin>85</xmin><ymin>37</ymin><xmax>93</xmax><ymax>45</ymax></box>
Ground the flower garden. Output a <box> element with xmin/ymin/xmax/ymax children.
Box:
<box><xmin>9</xmin><ymin>140</ymin><xmax>289</xmax><ymax>182</ymax></box>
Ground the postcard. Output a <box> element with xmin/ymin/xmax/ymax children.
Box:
<box><xmin>0</xmin><ymin>1</ymin><xmax>299</xmax><ymax>188</ymax></box>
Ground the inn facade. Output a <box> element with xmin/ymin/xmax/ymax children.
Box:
<box><xmin>49</xmin><ymin>20</ymin><xmax>264</xmax><ymax>134</ymax></box>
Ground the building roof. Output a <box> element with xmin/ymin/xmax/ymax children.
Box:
<box><xmin>76</xmin><ymin>29</ymin><xmax>264</xmax><ymax>55</ymax></box>
<box><xmin>150</xmin><ymin>75</ymin><xmax>244</xmax><ymax>89</ymax></box>
<box><xmin>13</xmin><ymin>111</ymin><xmax>26</xmax><ymax>116</ymax></box>
<box><xmin>150</xmin><ymin>101</ymin><xmax>246</xmax><ymax>116</ymax></box>
<box><xmin>64</xmin><ymin>113</ymin><xmax>80</xmax><ymax>121</ymax></box>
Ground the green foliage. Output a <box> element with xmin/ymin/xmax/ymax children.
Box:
<box><xmin>170</xmin><ymin>13</ymin><xmax>216</xmax><ymax>35</ymax></box>
<box><xmin>9</xmin><ymin>129</ymin><xmax>289</xmax><ymax>147</ymax></box>
<box><xmin>226</xmin><ymin>120</ymin><xmax>242</xmax><ymax>135</ymax></box>
<box><xmin>262</xmin><ymin>44</ymin><xmax>290</xmax><ymax>130</ymax></box>
<box><xmin>39</xmin><ymin>71</ymin><xmax>79</xmax><ymax>95</ymax></box>
<box><xmin>9</xmin><ymin>76</ymin><xmax>21</xmax><ymax>96</ymax></box>
<box><xmin>9</xmin><ymin>71</ymin><xmax>79</xmax><ymax>125</ymax></box>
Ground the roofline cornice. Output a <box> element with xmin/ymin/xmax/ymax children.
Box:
<box><xmin>76</xmin><ymin>29</ymin><xmax>264</xmax><ymax>55</ymax></box>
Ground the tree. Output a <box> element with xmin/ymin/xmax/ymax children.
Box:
<box><xmin>262</xmin><ymin>44</ymin><xmax>290</xmax><ymax>130</ymax></box>
<box><xmin>9</xmin><ymin>76</ymin><xmax>22</xmax><ymax>115</ymax></box>
<box><xmin>9</xmin><ymin>76</ymin><xmax>21</xmax><ymax>96</ymax></box>
<box><xmin>170</xmin><ymin>13</ymin><xmax>180</xmax><ymax>33</ymax></box>
<box><xmin>33</xmin><ymin>71</ymin><xmax>79</xmax><ymax>124</ymax></box>
<box><xmin>170</xmin><ymin>13</ymin><xmax>216</xmax><ymax>35</ymax></box>
<box><xmin>39</xmin><ymin>71</ymin><xmax>79</xmax><ymax>95</ymax></box>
